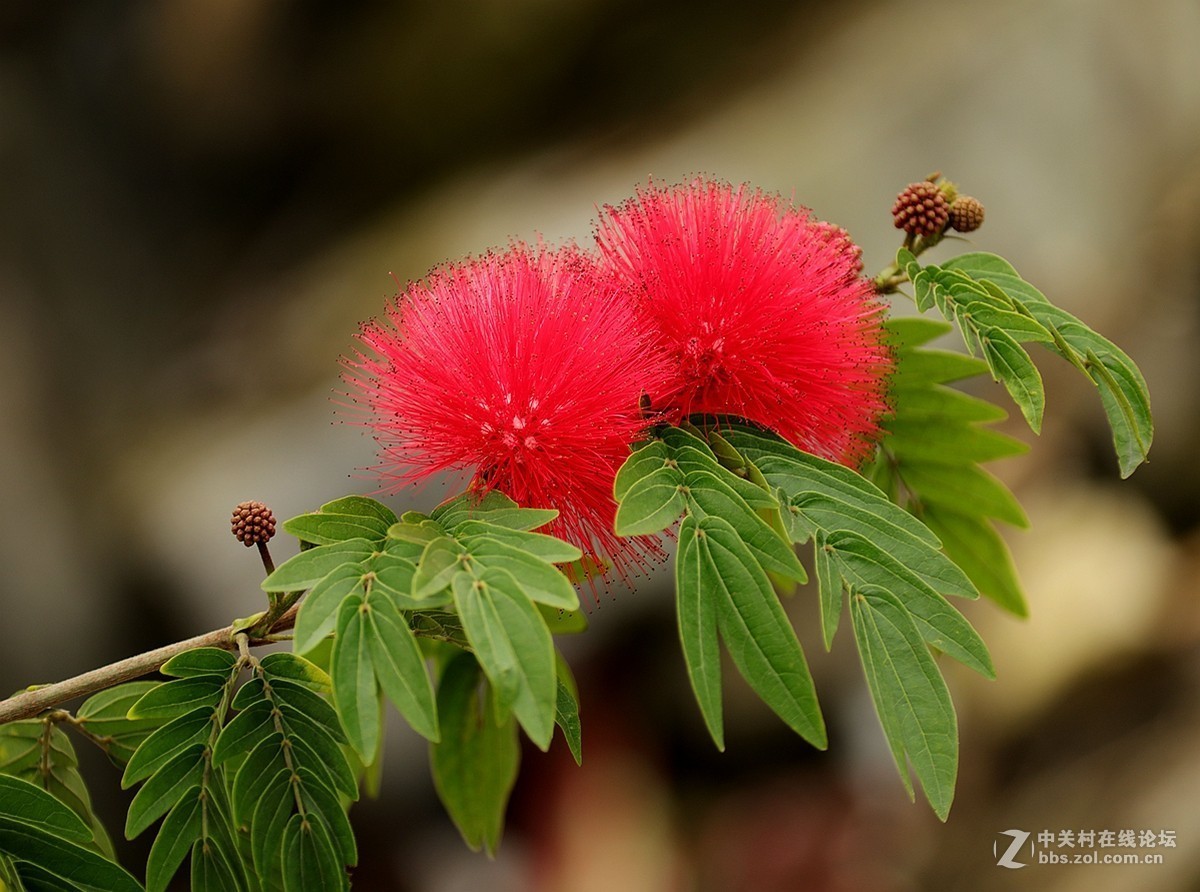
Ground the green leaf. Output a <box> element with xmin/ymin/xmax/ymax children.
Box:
<box><xmin>0</xmin><ymin>776</ymin><xmax>91</xmax><ymax>844</ymax></box>
<box><xmin>941</xmin><ymin>253</ymin><xmax>1153</xmax><ymax>476</ymax></box>
<box><xmin>211</xmin><ymin>703</ymin><xmax>275</xmax><ymax>766</ymax></box>
<box><xmin>292</xmin><ymin>564</ymin><xmax>365</xmax><ymax>655</ymax></box>
<box><xmin>553</xmin><ymin>681</ymin><xmax>582</xmax><ymax>766</ymax></box>
<box><xmin>870</xmin><ymin>317</ymin><xmax>1029</xmax><ymax>612</ymax></box>
<box><xmin>331</xmin><ymin>593</ymin><xmax>380</xmax><ymax>762</ymax></box>
<box><xmin>283</xmin><ymin>511</ymin><xmax>391</xmax><ymax>547</ymax></box>
<box><xmin>850</xmin><ymin>587</ymin><xmax>958</xmax><ymax>820</ymax></box>
<box><xmin>537</xmin><ymin>604</ymin><xmax>588</xmax><ymax>634</ymax></box>
<box><xmin>0</xmin><ymin>814</ymin><xmax>143</xmax><ymax>892</ymax></box>
<box><xmin>726</xmin><ymin>432</ymin><xmax>974</xmax><ymax>598</ymax></box>
<box><xmin>363</xmin><ymin>587</ymin><xmax>440</xmax><ymax>742</ymax></box>
<box><xmin>827</xmin><ymin>532</ymin><xmax>994</xmax><ymax>678</ymax></box>
<box><xmin>127</xmin><ymin>677</ymin><xmax>225</xmax><ymax>721</ymax></box>
<box><xmin>674</xmin><ymin>516</ymin><xmax>723</xmax><ymax>750</ymax></box>
<box><xmin>813</xmin><ymin>531</ymin><xmax>842</xmax><ymax>651</ymax></box>
<box><xmin>296</xmin><ymin>768</ymin><xmax>357</xmax><ymax>867</ymax></box>
<box><xmin>979</xmin><ymin>327</ymin><xmax>1045</xmax><ymax>432</ymax></box>
<box><xmin>613</xmin><ymin>440</ymin><xmax>671</xmax><ymax>502</ymax></box>
<box><xmin>451</xmin><ymin>569</ymin><xmax>556</xmax><ymax>750</ymax></box>
<box><xmin>122</xmin><ymin>707</ymin><xmax>212</xmax><ymax>787</ymax></box>
<box><xmin>432</xmin><ymin>490</ymin><xmax>557</xmax><ymax>533</ymax></box>
<box><xmin>124</xmin><ymin>744</ymin><xmax>206</xmax><ymax>839</ymax></box>
<box><xmin>923</xmin><ymin>505</ymin><xmax>1027</xmax><ymax>617</ymax></box>
<box><xmin>282</xmin><ymin>814</ymin><xmax>345</xmax><ymax>892</ymax></box>
<box><xmin>897</xmin><ymin>462</ymin><xmax>1028</xmax><ymax>529</ymax></box>
<box><xmin>613</xmin><ymin>466</ymin><xmax>686</xmax><ymax>536</ymax></box>
<box><xmin>75</xmin><ymin>682</ymin><xmax>164</xmax><ymax>766</ymax></box>
<box><xmin>465</xmin><ymin>537</ymin><xmax>580</xmax><ymax>611</ymax></box>
<box><xmin>159</xmin><ymin>648</ymin><xmax>237</xmax><ymax>679</ymax></box>
<box><xmin>412</xmin><ymin>537</ymin><xmax>466</xmax><ymax>600</ymax></box>
<box><xmin>259</xmin><ymin>653</ymin><xmax>332</xmax><ymax>693</ymax></box>
<box><xmin>685</xmin><ymin>471</ymin><xmax>806</xmax><ymax>582</ymax></box>
<box><xmin>429</xmin><ymin>654</ymin><xmax>520</xmax><ymax>855</ymax></box>
<box><xmin>261</xmin><ymin>539</ymin><xmax>377</xmax><ymax>592</ymax></box>
<box><xmin>697</xmin><ymin>516</ymin><xmax>826</xmax><ymax>748</ymax></box>
<box><xmin>231</xmin><ymin>735</ymin><xmax>287</xmax><ymax>824</ymax></box>
<box><xmin>189</xmin><ymin>838</ymin><xmax>241</xmax><ymax>892</ymax></box>
<box><xmin>456</xmin><ymin>521</ymin><xmax>582</xmax><ymax>564</ymax></box>
<box><xmin>250</xmin><ymin>770</ymin><xmax>292</xmax><ymax>883</ymax></box>
<box><xmin>144</xmin><ymin>787</ymin><xmax>202</xmax><ymax>892</ymax></box>
<box><xmin>319</xmin><ymin>496</ymin><xmax>398</xmax><ymax>528</ymax></box>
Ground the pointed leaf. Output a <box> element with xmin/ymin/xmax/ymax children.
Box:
<box><xmin>282</xmin><ymin>813</ymin><xmax>345</xmax><ymax>892</ymax></box>
<box><xmin>0</xmin><ymin>776</ymin><xmax>91</xmax><ymax>843</ymax></box>
<box><xmin>159</xmin><ymin>648</ymin><xmax>237</xmax><ymax>679</ymax></box>
<box><xmin>127</xmin><ymin>677</ymin><xmax>224</xmax><ymax>721</ymax></box>
<box><xmin>614</xmin><ymin>466</ymin><xmax>686</xmax><ymax>536</ymax></box>
<box><xmin>674</xmin><ymin>516</ymin><xmax>724</xmax><ymax>750</ymax></box>
<box><xmin>0</xmin><ymin>816</ymin><xmax>143</xmax><ymax>892</ymax></box>
<box><xmin>261</xmin><ymin>539</ymin><xmax>377</xmax><ymax>592</ymax></box>
<box><xmin>124</xmin><ymin>744</ymin><xmax>206</xmax><ymax>839</ymax></box>
<box><xmin>122</xmin><ymin>707</ymin><xmax>213</xmax><ymax>787</ymax></box>
<box><xmin>331</xmin><ymin>594</ymin><xmax>379</xmax><ymax>762</ymax></box>
<box><xmin>697</xmin><ymin>516</ymin><xmax>826</xmax><ymax>748</ymax></box>
<box><xmin>850</xmin><ymin>586</ymin><xmax>958</xmax><ymax>820</ymax></box>
<box><xmin>364</xmin><ymin>587</ymin><xmax>439</xmax><ymax>742</ymax></box>
<box><xmin>292</xmin><ymin>564</ymin><xmax>364</xmax><ymax>655</ymax></box>
<box><xmin>144</xmin><ymin>786</ymin><xmax>202</xmax><ymax>892</ymax></box>
<box><xmin>429</xmin><ymin>654</ymin><xmax>520</xmax><ymax>855</ymax></box>
<box><xmin>465</xmin><ymin>537</ymin><xmax>579</xmax><ymax>610</ymax></box>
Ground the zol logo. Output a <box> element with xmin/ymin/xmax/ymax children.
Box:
<box><xmin>994</xmin><ymin>829</ymin><xmax>1031</xmax><ymax>869</ymax></box>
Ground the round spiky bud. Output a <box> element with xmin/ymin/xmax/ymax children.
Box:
<box><xmin>892</xmin><ymin>181</ymin><xmax>950</xmax><ymax>237</ymax></box>
<box><xmin>231</xmin><ymin>500</ymin><xmax>276</xmax><ymax>546</ymax></box>
<box><xmin>948</xmin><ymin>195</ymin><xmax>985</xmax><ymax>233</ymax></box>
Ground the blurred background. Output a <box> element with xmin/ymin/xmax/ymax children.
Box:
<box><xmin>2</xmin><ymin>0</ymin><xmax>1199</xmax><ymax>889</ymax></box>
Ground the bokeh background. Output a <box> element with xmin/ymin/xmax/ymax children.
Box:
<box><xmin>3</xmin><ymin>1</ymin><xmax>1200</xmax><ymax>889</ymax></box>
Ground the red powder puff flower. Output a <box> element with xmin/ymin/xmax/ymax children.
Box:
<box><xmin>345</xmin><ymin>243</ymin><xmax>671</xmax><ymax>580</ymax></box>
<box><xmin>595</xmin><ymin>179</ymin><xmax>894</xmax><ymax>466</ymax></box>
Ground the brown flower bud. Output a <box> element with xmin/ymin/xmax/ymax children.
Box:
<box><xmin>231</xmin><ymin>500</ymin><xmax>276</xmax><ymax>547</ymax></box>
<box><xmin>891</xmin><ymin>181</ymin><xmax>950</xmax><ymax>237</ymax></box>
<box><xmin>948</xmin><ymin>195</ymin><xmax>985</xmax><ymax>233</ymax></box>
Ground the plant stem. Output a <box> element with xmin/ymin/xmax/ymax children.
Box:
<box><xmin>0</xmin><ymin>604</ymin><xmax>301</xmax><ymax>725</ymax></box>
<box><xmin>872</xmin><ymin>231</ymin><xmax>946</xmax><ymax>295</ymax></box>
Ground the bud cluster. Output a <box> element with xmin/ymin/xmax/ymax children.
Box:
<box><xmin>231</xmin><ymin>500</ymin><xmax>276</xmax><ymax>546</ymax></box>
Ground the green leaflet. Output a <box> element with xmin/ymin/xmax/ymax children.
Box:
<box><xmin>825</xmin><ymin>532</ymin><xmax>994</xmax><ymax>678</ymax></box>
<box><xmin>1</xmin><ymin>715</ymin><xmax>122</xmax><ymax>857</ymax></box>
<box><xmin>429</xmin><ymin>654</ymin><xmax>521</xmax><ymax>855</ymax></box>
<box><xmin>696</xmin><ymin>516</ymin><xmax>825</xmax><ymax>748</ymax></box>
<box><xmin>144</xmin><ymin>787</ymin><xmax>202</xmax><ymax>892</ymax></box>
<box><xmin>282</xmin><ymin>496</ymin><xmax>398</xmax><ymax>546</ymax></box>
<box><xmin>451</xmin><ymin>569</ymin><xmax>556</xmax><ymax>750</ymax></box>
<box><xmin>917</xmin><ymin>250</ymin><xmax>1153</xmax><ymax>477</ymax></box>
<box><xmin>74</xmin><ymin>683</ymin><xmax>164</xmax><ymax>767</ymax></box>
<box><xmin>675</xmin><ymin>516</ymin><xmax>723</xmax><ymax>749</ymax></box>
<box><xmin>869</xmin><ymin>317</ymin><xmax>1030</xmax><ymax>615</ymax></box>
<box><xmin>553</xmin><ymin>679</ymin><xmax>583</xmax><ymax>766</ymax></box>
<box><xmin>704</xmin><ymin>423</ymin><xmax>990</xmax><ymax>817</ymax></box>
<box><xmin>282</xmin><ymin>814</ymin><xmax>346</xmax><ymax>892</ymax></box>
<box><xmin>0</xmin><ymin>780</ymin><xmax>143</xmax><ymax>892</ymax></box>
<box><xmin>333</xmin><ymin>592</ymin><xmax>383</xmax><ymax>761</ymax></box>
<box><xmin>431</xmin><ymin>489</ymin><xmax>558</xmax><ymax>533</ymax></box>
<box><xmin>363</xmin><ymin>585</ymin><xmax>440</xmax><ymax>742</ymax></box>
<box><xmin>0</xmin><ymin>776</ymin><xmax>92</xmax><ymax>844</ymax></box>
<box><xmin>850</xmin><ymin>587</ymin><xmax>958</xmax><ymax>821</ymax></box>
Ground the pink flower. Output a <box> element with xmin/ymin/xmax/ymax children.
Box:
<box><xmin>345</xmin><ymin>243</ymin><xmax>671</xmax><ymax>580</ymax></box>
<box><xmin>595</xmin><ymin>179</ymin><xmax>893</xmax><ymax>466</ymax></box>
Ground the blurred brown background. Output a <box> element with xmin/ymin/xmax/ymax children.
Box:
<box><xmin>2</xmin><ymin>1</ymin><xmax>1200</xmax><ymax>889</ymax></box>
